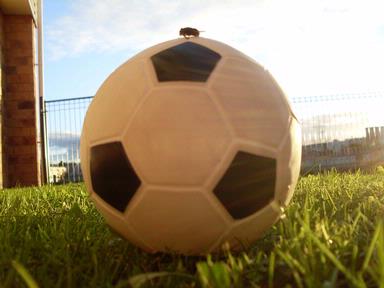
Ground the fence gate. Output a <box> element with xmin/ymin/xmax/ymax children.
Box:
<box><xmin>44</xmin><ymin>96</ymin><xmax>93</xmax><ymax>184</ymax></box>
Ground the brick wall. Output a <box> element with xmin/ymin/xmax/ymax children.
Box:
<box><xmin>3</xmin><ymin>15</ymin><xmax>40</xmax><ymax>187</ymax></box>
<box><xmin>0</xmin><ymin>12</ymin><xmax>4</xmax><ymax>187</ymax></box>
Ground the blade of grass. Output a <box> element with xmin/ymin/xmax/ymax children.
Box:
<box><xmin>268</xmin><ymin>252</ymin><xmax>275</xmax><ymax>288</ymax></box>
<box><xmin>11</xmin><ymin>260</ymin><xmax>39</xmax><ymax>288</ymax></box>
<box><xmin>302</xmin><ymin>224</ymin><xmax>364</xmax><ymax>288</ymax></box>
<box><xmin>125</xmin><ymin>272</ymin><xmax>194</xmax><ymax>288</ymax></box>
<box><xmin>361</xmin><ymin>221</ymin><xmax>381</xmax><ymax>272</ymax></box>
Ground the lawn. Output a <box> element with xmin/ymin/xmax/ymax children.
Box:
<box><xmin>0</xmin><ymin>170</ymin><xmax>383</xmax><ymax>287</ymax></box>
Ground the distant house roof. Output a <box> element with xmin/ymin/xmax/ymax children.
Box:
<box><xmin>0</xmin><ymin>0</ymin><xmax>38</xmax><ymax>23</ymax></box>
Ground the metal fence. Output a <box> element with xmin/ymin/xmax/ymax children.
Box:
<box><xmin>294</xmin><ymin>92</ymin><xmax>384</xmax><ymax>173</ymax></box>
<box><xmin>44</xmin><ymin>92</ymin><xmax>384</xmax><ymax>183</ymax></box>
<box><xmin>44</xmin><ymin>96</ymin><xmax>93</xmax><ymax>183</ymax></box>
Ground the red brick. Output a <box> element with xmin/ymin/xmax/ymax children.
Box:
<box><xmin>6</xmin><ymin>118</ymin><xmax>35</xmax><ymax>128</ymax></box>
<box><xmin>5</xmin><ymin>73</ymin><xmax>34</xmax><ymax>84</ymax></box>
<box><xmin>14</xmin><ymin>57</ymin><xmax>33</xmax><ymax>66</ymax></box>
<box><xmin>7</xmin><ymin>136</ymin><xmax>36</xmax><ymax>146</ymax></box>
<box><xmin>6</xmin><ymin>92</ymin><xmax>34</xmax><ymax>100</ymax></box>
<box><xmin>8</xmin><ymin>145</ymin><xmax>36</xmax><ymax>155</ymax></box>
<box><xmin>5</xmin><ymin>32</ymin><xmax>33</xmax><ymax>42</ymax></box>
<box><xmin>8</xmin><ymin>163</ymin><xmax>36</xmax><ymax>174</ymax></box>
<box><xmin>5</xmin><ymin>47</ymin><xmax>33</xmax><ymax>58</ymax></box>
<box><xmin>8</xmin><ymin>172</ymin><xmax>39</xmax><ymax>187</ymax></box>
<box><xmin>8</xmin><ymin>154</ymin><xmax>37</xmax><ymax>165</ymax></box>
<box><xmin>4</xmin><ymin>17</ymin><xmax>33</xmax><ymax>33</ymax></box>
<box><xmin>6</xmin><ymin>109</ymin><xmax>36</xmax><ymax>119</ymax></box>
<box><xmin>6</xmin><ymin>127</ymin><xmax>36</xmax><ymax>137</ymax></box>
<box><xmin>4</xmin><ymin>66</ymin><xmax>17</xmax><ymax>74</ymax></box>
<box><xmin>14</xmin><ymin>65</ymin><xmax>34</xmax><ymax>74</ymax></box>
<box><xmin>5</xmin><ymin>83</ymin><xmax>34</xmax><ymax>93</ymax></box>
<box><xmin>4</xmin><ymin>100</ymin><xmax>20</xmax><ymax>112</ymax></box>
<box><xmin>18</xmin><ymin>100</ymin><xmax>35</xmax><ymax>110</ymax></box>
<box><xmin>19</xmin><ymin>73</ymin><xmax>34</xmax><ymax>83</ymax></box>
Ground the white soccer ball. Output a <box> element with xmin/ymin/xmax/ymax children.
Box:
<box><xmin>80</xmin><ymin>37</ymin><xmax>301</xmax><ymax>255</ymax></box>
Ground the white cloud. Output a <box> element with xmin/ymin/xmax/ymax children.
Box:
<box><xmin>46</xmin><ymin>0</ymin><xmax>384</xmax><ymax>96</ymax></box>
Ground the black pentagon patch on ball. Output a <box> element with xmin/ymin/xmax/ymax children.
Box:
<box><xmin>151</xmin><ymin>42</ymin><xmax>221</xmax><ymax>82</ymax></box>
<box><xmin>90</xmin><ymin>142</ymin><xmax>141</xmax><ymax>213</ymax></box>
<box><xmin>213</xmin><ymin>151</ymin><xmax>276</xmax><ymax>220</ymax></box>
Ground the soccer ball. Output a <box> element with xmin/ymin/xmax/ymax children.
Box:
<box><xmin>80</xmin><ymin>37</ymin><xmax>301</xmax><ymax>255</ymax></box>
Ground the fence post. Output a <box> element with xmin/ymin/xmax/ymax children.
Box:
<box><xmin>40</xmin><ymin>97</ymin><xmax>48</xmax><ymax>184</ymax></box>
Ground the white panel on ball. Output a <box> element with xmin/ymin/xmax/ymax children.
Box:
<box><xmin>210</xmin><ymin>57</ymin><xmax>291</xmax><ymax>148</ymax></box>
<box><xmin>91</xmin><ymin>192</ymin><xmax>152</xmax><ymax>252</ymax></box>
<box><xmin>275</xmin><ymin>117</ymin><xmax>302</xmax><ymax>206</ymax></box>
<box><xmin>127</xmin><ymin>188</ymin><xmax>228</xmax><ymax>254</ymax></box>
<box><xmin>217</xmin><ymin>202</ymin><xmax>281</xmax><ymax>251</ymax></box>
<box><xmin>84</xmin><ymin>60</ymin><xmax>151</xmax><ymax>142</ymax></box>
<box><xmin>122</xmin><ymin>87</ymin><xmax>231</xmax><ymax>185</ymax></box>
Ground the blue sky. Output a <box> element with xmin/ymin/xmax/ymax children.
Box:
<box><xmin>44</xmin><ymin>0</ymin><xmax>384</xmax><ymax>101</ymax></box>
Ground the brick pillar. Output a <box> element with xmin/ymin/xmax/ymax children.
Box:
<box><xmin>0</xmin><ymin>12</ymin><xmax>5</xmax><ymax>188</ymax></box>
<box><xmin>3</xmin><ymin>15</ymin><xmax>40</xmax><ymax>187</ymax></box>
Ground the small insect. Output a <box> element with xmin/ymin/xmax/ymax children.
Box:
<box><xmin>179</xmin><ymin>27</ymin><xmax>202</xmax><ymax>39</ymax></box>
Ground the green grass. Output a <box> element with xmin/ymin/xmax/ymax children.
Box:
<box><xmin>0</xmin><ymin>169</ymin><xmax>383</xmax><ymax>287</ymax></box>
